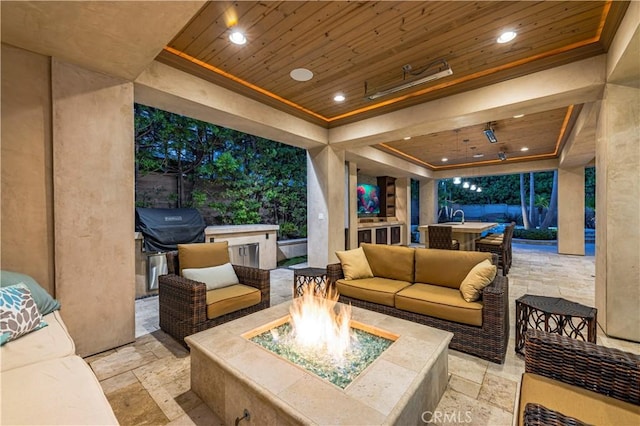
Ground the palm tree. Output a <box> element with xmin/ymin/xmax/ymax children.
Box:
<box><xmin>520</xmin><ymin>173</ymin><xmax>531</xmax><ymax>229</ymax></box>
<box><xmin>540</xmin><ymin>171</ymin><xmax>558</xmax><ymax>229</ymax></box>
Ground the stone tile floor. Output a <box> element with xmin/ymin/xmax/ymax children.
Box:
<box><xmin>88</xmin><ymin>243</ymin><xmax>639</xmax><ymax>425</ymax></box>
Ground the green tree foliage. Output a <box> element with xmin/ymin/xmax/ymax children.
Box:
<box><xmin>134</xmin><ymin>104</ymin><xmax>307</xmax><ymax>238</ymax></box>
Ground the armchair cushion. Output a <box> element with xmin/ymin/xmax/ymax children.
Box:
<box><xmin>519</xmin><ymin>372</ymin><xmax>640</xmax><ymax>426</ymax></box>
<box><xmin>335</xmin><ymin>247</ymin><xmax>373</xmax><ymax>280</ymax></box>
<box><xmin>205</xmin><ymin>284</ymin><xmax>261</xmax><ymax>319</ymax></box>
<box><xmin>182</xmin><ymin>263</ymin><xmax>239</xmax><ymax>291</ymax></box>
<box><xmin>459</xmin><ymin>259</ymin><xmax>497</xmax><ymax>302</ymax></box>
<box><xmin>178</xmin><ymin>242</ymin><xmax>230</xmax><ymax>274</ymax></box>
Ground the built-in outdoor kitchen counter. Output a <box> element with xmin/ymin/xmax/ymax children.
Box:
<box><xmin>357</xmin><ymin>219</ymin><xmax>405</xmax><ymax>246</ymax></box>
<box><xmin>135</xmin><ymin>224</ymin><xmax>279</xmax><ymax>299</ymax></box>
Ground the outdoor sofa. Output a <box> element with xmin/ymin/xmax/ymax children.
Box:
<box><xmin>327</xmin><ymin>243</ymin><xmax>509</xmax><ymax>363</ymax></box>
<box><xmin>517</xmin><ymin>330</ymin><xmax>640</xmax><ymax>425</ymax></box>
<box><xmin>1</xmin><ymin>271</ymin><xmax>118</xmax><ymax>425</ymax></box>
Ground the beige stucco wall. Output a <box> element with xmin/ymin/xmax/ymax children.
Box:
<box><xmin>595</xmin><ymin>83</ymin><xmax>640</xmax><ymax>342</ymax></box>
<box><xmin>557</xmin><ymin>167</ymin><xmax>585</xmax><ymax>255</ymax></box>
<box><xmin>52</xmin><ymin>59</ymin><xmax>135</xmax><ymax>356</ymax></box>
<box><xmin>1</xmin><ymin>44</ymin><xmax>55</xmax><ymax>295</ymax></box>
<box><xmin>419</xmin><ymin>180</ymin><xmax>438</xmax><ymax>243</ymax></box>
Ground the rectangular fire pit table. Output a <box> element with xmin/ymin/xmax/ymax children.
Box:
<box><xmin>186</xmin><ymin>301</ymin><xmax>453</xmax><ymax>426</ymax></box>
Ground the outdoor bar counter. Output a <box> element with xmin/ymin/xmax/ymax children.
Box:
<box><xmin>419</xmin><ymin>222</ymin><xmax>498</xmax><ymax>251</ymax></box>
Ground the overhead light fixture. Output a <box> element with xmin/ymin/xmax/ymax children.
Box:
<box><xmin>470</xmin><ymin>184</ymin><xmax>477</xmax><ymax>191</ymax></box>
<box><xmin>442</xmin><ymin>158</ymin><xmax>448</xmax><ymax>162</ymax></box>
<box><xmin>365</xmin><ymin>59</ymin><xmax>452</xmax><ymax>100</ymax></box>
<box><xmin>520</xmin><ymin>147</ymin><xmax>529</xmax><ymax>152</ymax></box>
<box><xmin>497</xmin><ymin>31</ymin><xmax>517</xmax><ymax>44</ymax></box>
<box><xmin>476</xmin><ymin>187</ymin><xmax>482</xmax><ymax>193</ymax></box>
<box><xmin>229</xmin><ymin>29</ymin><xmax>247</xmax><ymax>45</ymax></box>
<box><xmin>403</xmin><ymin>136</ymin><xmax>411</xmax><ymax>140</ymax></box>
<box><xmin>484</xmin><ymin>122</ymin><xmax>498</xmax><ymax>143</ymax></box>
<box><xmin>333</xmin><ymin>93</ymin><xmax>346</xmax><ymax>102</ymax></box>
<box><xmin>498</xmin><ymin>151</ymin><xmax>507</xmax><ymax>161</ymax></box>
<box><xmin>473</xmin><ymin>153</ymin><xmax>485</xmax><ymax>158</ymax></box>
<box><xmin>513</xmin><ymin>114</ymin><xmax>525</xmax><ymax>118</ymax></box>
<box><xmin>463</xmin><ymin>181</ymin><xmax>470</xmax><ymax>189</ymax></box>
<box><xmin>453</xmin><ymin>177</ymin><xmax>462</xmax><ymax>185</ymax></box>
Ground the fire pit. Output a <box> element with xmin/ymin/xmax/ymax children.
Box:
<box><xmin>187</xmin><ymin>300</ymin><xmax>453</xmax><ymax>425</ymax></box>
<box><xmin>245</xmin><ymin>288</ymin><xmax>396</xmax><ymax>389</ymax></box>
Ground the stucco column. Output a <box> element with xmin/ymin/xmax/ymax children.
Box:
<box><xmin>419</xmin><ymin>179</ymin><xmax>438</xmax><ymax>244</ymax></box>
<box><xmin>307</xmin><ymin>146</ymin><xmax>346</xmax><ymax>267</ymax></box>
<box><xmin>395</xmin><ymin>177</ymin><xmax>410</xmax><ymax>245</ymax></box>
<box><xmin>347</xmin><ymin>162</ymin><xmax>358</xmax><ymax>249</ymax></box>
<box><xmin>557</xmin><ymin>167</ymin><xmax>585</xmax><ymax>255</ymax></box>
<box><xmin>595</xmin><ymin>83</ymin><xmax>640</xmax><ymax>342</ymax></box>
<box><xmin>52</xmin><ymin>59</ymin><xmax>135</xmax><ymax>356</ymax></box>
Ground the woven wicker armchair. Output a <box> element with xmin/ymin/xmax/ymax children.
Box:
<box><xmin>517</xmin><ymin>330</ymin><xmax>640</xmax><ymax>425</ymax></box>
<box><xmin>428</xmin><ymin>225</ymin><xmax>460</xmax><ymax>250</ymax></box>
<box><xmin>158</xmin><ymin>249</ymin><xmax>270</xmax><ymax>348</ymax></box>
<box><xmin>475</xmin><ymin>222</ymin><xmax>515</xmax><ymax>275</ymax></box>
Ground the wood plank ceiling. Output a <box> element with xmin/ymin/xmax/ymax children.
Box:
<box><xmin>158</xmin><ymin>1</ymin><xmax>627</xmax><ymax>170</ymax></box>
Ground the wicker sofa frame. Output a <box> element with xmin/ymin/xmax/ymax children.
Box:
<box><xmin>520</xmin><ymin>329</ymin><xmax>640</xmax><ymax>425</ymax></box>
<box><xmin>326</xmin><ymin>252</ymin><xmax>509</xmax><ymax>364</ymax></box>
<box><xmin>158</xmin><ymin>251</ymin><xmax>270</xmax><ymax>348</ymax></box>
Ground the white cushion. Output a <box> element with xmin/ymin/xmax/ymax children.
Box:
<box><xmin>1</xmin><ymin>311</ymin><xmax>75</xmax><ymax>372</ymax></box>
<box><xmin>182</xmin><ymin>263</ymin><xmax>240</xmax><ymax>290</ymax></box>
<box><xmin>0</xmin><ymin>355</ymin><xmax>118</xmax><ymax>425</ymax></box>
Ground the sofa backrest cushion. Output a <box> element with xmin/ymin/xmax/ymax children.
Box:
<box><xmin>1</xmin><ymin>270</ymin><xmax>60</xmax><ymax>316</ymax></box>
<box><xmin>361</xmin><ymin>244</ymin><xmax>415</xmax><ymax>282</ymax></box>
<box><xmin>414</xmin><ymin>249</ymin><xmax>492</xmax><ymax>289</ymax></box>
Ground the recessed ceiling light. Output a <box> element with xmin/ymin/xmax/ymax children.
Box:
<box><xmin>497</xmin><ymin>31</ymin><xmax>517</xmax><ymax>44</ymax></box>
<box><xmin>513</xmin><ymin>114</ymin><xmax>525</xmax><ymax>118</ymax></box>
<box><xmin>333</xmin><ymin>94</ymin><xmax>346</xmax><ymax>102</ymax></box>
<box><xmin>521</xmin><ymin>147</ymin><xmax>529</xmax><ymax>152</ymax></box>
<box><xmin>442</xmin><ymin>158</ymin><xmax>448</xmax><ymax>162</ymax></box>
<box><xmin>473</xmin><ymin>153</ymin><xmax>485</xmax><ymax>158</ymax></box>
<box><xmin>229</xmin><ymin>30</ymin><xmax>247</xmax><ymax>45</ymax></box>
<box><xmin>290</xmin><ymin>68</ymin><xmax>313</xmax><ymax>82</ymax></box>
<box><xmin>403</xmin><ymin>136</ymin><xmax>411</xmax><ymax>140</ymax></box>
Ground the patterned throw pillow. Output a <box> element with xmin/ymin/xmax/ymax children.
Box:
<box><xmin>0</xmin><ymin>283</ymin><xmax>47</xmax><ymax>345</ymax></box>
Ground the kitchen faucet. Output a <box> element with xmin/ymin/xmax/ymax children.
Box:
<box><xmin>452</xmin><ymin>209</ymin><xmax>465</xmax><ymax>224</ymax></box>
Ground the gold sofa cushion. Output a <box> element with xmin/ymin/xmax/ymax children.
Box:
<box><xmin>335</xmin><ymin>247</ymin><xmax>374</xmax><ymax>280</ymax></box>
<box><xmin>178</xmin><ymin>242</ymin><xmax>230</xmax><ymax>274</ymax></box>
<box><xmin>395</xmin><ymin>283</ymin><xmax>483</xmax><ymax>326</ymax></box>
<box><xmin>459</xmin><ymin>259</ymin><xmax>497</xmax><ymax>302</ymax></box>
<box><xmin>336</xmin><ymin>277</ymin><xmax>411</xmax><ymax>307</ymax></box>
<box><xmin>518</xmin><ymin>373</ymin><xmax>640</xmax><ymax>426</ymax></box>
<box><xmin>361</xmin><ymin>243</ymin><xmax>415</xmax><ymax>283</ymax></box>
<box><xmin>205</xmin><ymin>284</ymin><xmax>261</xmax><ymax>319</ymax></box>
<box><xmin>414</xmin><ymin>249</ymin><xmax>492</xmax><ymax>289</ymax></box>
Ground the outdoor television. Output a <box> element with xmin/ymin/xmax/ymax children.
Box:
<box><xmin>357</xmin><ymin>184</ymin><xmax>380</xmax><ymax>216</ymax></box>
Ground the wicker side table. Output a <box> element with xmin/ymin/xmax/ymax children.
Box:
<box><xmin>515</xmin><ymin>295</ymin><xmax>597</xmax><ymax>355</ymax></box>
<box><xmin>293</xmin><ymin>267</ymin><xmax>328</xmax><ymax>298</ymax></box>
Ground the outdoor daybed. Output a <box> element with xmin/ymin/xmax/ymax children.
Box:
<box><xmin>0</xmin><ymin>271</ymin><xmax>118</xmax><ymax>425</ymax></box>
<box><xmin>327</xmin><ymin>243</ymin><xmax>509</xmax><ymax>363</ymax></box>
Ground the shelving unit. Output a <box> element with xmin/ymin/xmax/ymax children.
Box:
<box><xmin>377</xmin><ymin>176</ymin><xmax>396</xmax><ymax>218</ymax></box>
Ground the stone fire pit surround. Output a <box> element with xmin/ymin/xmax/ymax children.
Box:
<box><xmin>186</xmin><ymin>301</ymin><xmax>453</xmax><ymax>425</ymax></box>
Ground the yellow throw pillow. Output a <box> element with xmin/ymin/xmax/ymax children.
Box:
<box><xmin>336</xmin><ymin>247</ymin><xmax>374</xmax><ymax>280</ymax></box>
<box><xmin>459</xmin><ymin>259</ymin><xmax>497</xmax><ymax>302</ymax></box>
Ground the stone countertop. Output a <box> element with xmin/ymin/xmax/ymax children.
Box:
<box><xmin>357</xmin><ymin>220</ymin><xmax>404</xmax><ymax>229</ymax></box>
<box><xmin>205</xmin><ymin>224</ymin><xmax>279</xmax><ymax>234</ymax></box>
<box><xmin>135</xmin><ymin>224</ymin><xmax>280</xmax><ymax>240</ymax></box>
<box><xmin>418</xmin><ymin>222</ymin><xmax>498</xmax><ymax>233</ymax></box>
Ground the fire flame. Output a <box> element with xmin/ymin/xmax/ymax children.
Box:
<box><xmin>288</xmin><ymin>283</ymin><xmax>353</xmax><ymax>361</ymax></box>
